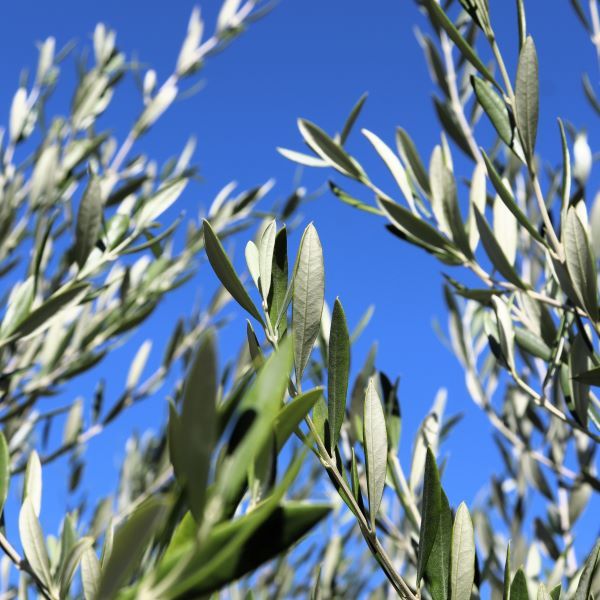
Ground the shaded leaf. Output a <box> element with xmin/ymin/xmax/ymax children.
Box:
<box><xmin>203</xmin><ymin>219</ymin><xmax>264</xmax><ymax>325</ymax></box>
<box><xmin>417</xmin><ymin>447</ymin><xmax>441</xmax><ymax>583</ymax></box>
<box><xmin>74</xmin><ymin>178</ymin><xmax>103</xmax><ymax>269</ymax></box>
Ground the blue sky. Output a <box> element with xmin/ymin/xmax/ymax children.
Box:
<box><xmin>0</xmin><ymin>0</ymin><xmax>598</xmax><ymax>567</ymax></box>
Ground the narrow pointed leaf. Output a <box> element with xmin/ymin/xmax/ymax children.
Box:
<box><xmin>74</xmin><ymin>178</ymin><xmax>103</xmax><ymax>268</ymax></box>
<box><xmin>515</xmin><ymin>37</ymin><xmax>539</xmax><ymax>161</ymax></box>
<box><xmin>203</xmin><ymin>219</ymin><xmax>264</xmax><ymax>325</ymax></box>
<box><xmin>379</xmin><ymin>196</ymin><xmax>458</xmax><ymax>257</ymax></box>
<box><xmin>564</xmin><ymin>208</ymin><xmax>598</xmax><ymax>321</ymax></box>
<box><xmin>481</xmin><ymin>151</ymin><xmax>544</xmax><ymax>244</ymax></box>
<box><xmin>362</xmin><ymin>129</ymin><xmax>415</xmax><ymax>212</ymax></box>
<box><xmin>574</xmin><ymin>540</ymin><xmax>600</xmax><ymax>599</ymax></box>
<box><xmin>363</xmin><ymin>378</ymin><xmax>388</xmax><ymax>528</ymax></box>
<box><xmin>292</xmin><ymin>224</ymin><xmax>324</xmax><ymax>384</ymax></box>
<box><xmin>328</xmin><ymin>298</ymin><xmax>350</xmax><ymax>451</ymax></box>
<box><xmin>259</xmin><ymin>220</ymin><xmax>276</xmax><ymax>301</ymax></box>
<box><xmin>425</xmin><ymin>490</ymin><xmax>452</xmax><ymax>600</ymax></box>
<box><xmin>340</xmin><ymin>92</ymin><xmax>368</xmax><ymax>145</ymax></box>
<box><xmin>269</xmin><ymin>226</ymin><xmax>289</xmax><ymax>337</ymax></box>
<box><xmin>396</xmin><ymin>127</ymin><xmax>431</xmax><ymax>195</ymax></box>
<box><xmin>81</xmin><ymin>547</ymin><xmax>101</xmax><ymax>600</ymax></box>
<box><xmin>19</xmin><ymin>498</ymin><xmax>53</xmax><ymax>592</ymax></box>
<box><xmin>450</xmin><ymin>502</ymin><xmax>475</xmax><ymax>600</ymax></box>
<box><xmin>423</xmin><ymin>0</ymin><xmax>498</xmax><ymax>87</ymax></box>
<box><xmin>473</xmin><ymin>206</ymin><xmax>525</xmax><ymax>288</ymax></box>
<box><xmin>510</xmin><ymin>568</ymin><xmax>529</xmax><ymax>600</ymax></box>
<box><xmin>96</xmin><ymin>497</ymin><xmax>168</xmax><ymax>600</ymax></box>
<box><xmin>180</xmin><ymin>330</ymin><xmax>218</xmax><ymax>523</ymax></box>
<box><xmin>417</xmin><ymin>447</ymin><xmax>442</xmax><ymax>583</ymax></box>
<box><xmin>298</xmin><ymin>119</ymin><xmax>362</xmax><ymax>179</ymax></box>
<box><xmin>274</xmin><ymin>388</ymin><xmax>322</xmax><ymax>450</ymax></box>
<box><xmin>472</xmin><ymin>77</ymin><xmax>513</xmax><ymax>148</ymax></box>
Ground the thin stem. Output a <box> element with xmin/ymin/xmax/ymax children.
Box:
<box><xmin>489</xmin><ymin>37</ymin><xmax>515</xmax><ymax>101</ymax></box>
<box><xmin>531</xmin><ymin>175</ymin><xmax>562</xmax><ymax>258</ymax></box>
<box><xmin>303</xmin><ymin>415</ymin><xmax>418</xmax><ymax>600</ymax></box>
<box><xmin>513</xmin><ymin>373</ymin><xmax>600</xmax><ymax>444</ymax></box>
<box><xmin>0</xmin><ymin>532</ymin><xmax>53</xmax><ymax>600</ymax></box>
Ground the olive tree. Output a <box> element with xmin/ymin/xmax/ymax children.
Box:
<box><xmin>0</xmin><ymin>2</ymin><xmax>333</xmax><ymax>598</ymax></box>
<box><xmin>269</xmin><ymin>0</ymin><xmax>600</xmax><ymax>597</ymax></box>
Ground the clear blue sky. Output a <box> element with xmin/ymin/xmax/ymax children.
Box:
<box><xmin>0</xmin><ymin>0</ymin><xmax>597</xmax><ymax>562</ymax></box>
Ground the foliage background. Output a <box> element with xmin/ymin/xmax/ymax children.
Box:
<box><xmin>1</xmin><ymin>0</ymin><xmax>597</xmax><ymax>570</ymax></box>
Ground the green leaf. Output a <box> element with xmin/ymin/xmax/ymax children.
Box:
<box><xmin>493</xmin><ymin>192</ymin><xmax>517</xmax><ymax>265</ymax></box>
<box><xmin>245</xmin><ymin>240</ymin><xmax>260</xmax><ymax>289</ymax></box>
<box><xmin>96</xmin><ymin>497</ymin><xmax>168</xmax><ymax>600</ymax></box>
<box><xmin>536</xmin><ymin>584</ymin><xmax>550</xmax><ymax>600</ymax></box>
<box><xmin>329</xmin><ymin>181</ymin><xmax>382</xmax><ymax>215</ymax></box>
<box><xmin>11</xmin><ymin>282</ymin><xmax>90</xmax><ymax>341</ymax></box>
<box><xmin>574</xmin><ymin>540</ymin><xmax>600</xmax><ymax>599</ymax></box>
<box><xmin>510</xmin><ymin>568</ymin><xmax>529</xmax><ymax>600</ymax></box>
<box><xmin>492</xmin><ymin>297</ymin><xmax>515</xmax><ymax>371</ymax></box>
<box><xmin>276</xmin><ymin>147</ymin><xmax>328</xmax><ymax>168</ymax></box>
<box><xmin>515</xmin><ymin>36</ymin><xmax>539</xmax><ymax>161</ymax></box>
<box><xmin>81</xmin><ymin>547</ymin><xmax>101</xmax><ymax>600</ymax></box>
<box><xmin>58</xmin><ymin>536</ymin><xmax>93</xmax><ymax>598</ymax></box>
<box><xmin>450</xmin><ymin>502</ymin><xmax>475</xmax><ymax>600</ymax></box>
<box><xmin>363</xmin><ymin>378</ymin><xmax>388</xmax><ymax>529</ymax></box>
<box><xmin>481</xmin><ymin>151</ymin><xmax>544</xmax><ymax>244</ymax></box>
<box><xmin>340</xmin><ymin>92</ymin><xmax>368</xmax><ymax>145</ymax></box>
<box><xmin>396</xmin><ymin>127</ymin><xmax>430</xmax><ymax>196</ymax></box>
<box><xmin>569</xmin><ymin>332</ymin><xmax>591</xmax><ymax>427</ymax></box>
<box><xmin>259</xmin><ymin>220</ymin><xmax>276</xmax><ymax>301</ymax></box>
<box><xmin>362</xmin><ymin>129</ymin><xmax>415</xmax><ymax>212</ymax></box>
<box><xmin>0</xmin><ymin>277</ymin><xmax>35</xmax><ymax>337</ymax></box>
<box><xmin>74</xmin><ymin>178</ymin><xmax>103</xmax><ymax>269</ymax></box>
<box><xmin>503</xmin><ymin>542</ymin><xmax>511</xmax><ymax>600</ymax></box>
<box><xmin>0</xmin><ymin>433</ymin><xmax>9</xmax><ymax>516</ymax></box>
<box><xmin>292</xmin><ymin>224</ymin><xmax>325</xmax><ymax>385</ymax></box>
<box><xmin>328</xmin><ymin>298</ymin><xmax>350</xmax><ymax>452</ymax></box>
<box><xmin>549</xmin><ymin>585</ymin><xmax>561</xmax><ymax>600</ymax></box>
<box><xmin>171</xmin><ymin>502</ymin><xmax>331</xmax><ymax>598</ymax></box>
<box><xmin>378</xmin><ymin>196</ymin><xmax>458</xmax><ymax>258</ymax></box>
<box><xmin>558</xmin><ymin>119</ymin><xmax>571</xmax><ymax>226</ymax></box>
<box><xmin>246</xmin><ymin>320</ymin><xmax>264</xmax><ymax>369</ymax></box>
<box><xmin>298</xmin><ymin>119</ymin><xmax>362</xmax><ymax>179</ymax></box>
<box><xmin>429</xmin><ymin>146</ymin><xmax>471</xmax><ymax>257</ymax></box>
<box><xmin>203</xmin><ymin>219</ymin><xmax>264</xmax><ymax>325</ymax></box>
<box><xmin>23</xmin><ymin>451</ymin><xmax>42</xmax><ymax>517</ymax></box>
<box><xmin>19</xmin><ymin>497</ymin><xmax>54</xmax><ymax>593</ymax></box>
<box><xmin>473</xmin><ymin>206</ymin><xmax>525</xmax><ymax>288</ymax></box>
<box><xmin>423</xmin><ymin>0</ymin><xmax>498</xmax><ymax>88</ymax></box>
<box><xmin>417</xmin><ymin>447</ymin><xmax>441</xmax><ymax>584</ymax></box>
<box><xmin>274</xmin><ymin>388</ymin><xmax>322</xmax><ymax>450</ymax></box>
<box><xmin>180</xmin><ymin>330</ymin><xmax>218</xmax><ymax>523</ymax></box>
<box><xmin>212</xmin><ymin>338</ymin><xmax>294</xmax><ymax>511</ymax></box>
<box><xmin>573</xmin><ymin>363</ymin><xmax>600</xmax><ymax>386</ymax></box>
<box><xmin>63</xmin><ymin>398</ymin><xmax>83</xmax><ymax>445</ymax></box>
<box><xmin>153</xmin><ymin>452</ymin><xmax>328</xmax><ymax>598</ymax></box>
<box><xmin>424</xmin><ymin>490</ymin><xmax>452</xmax><ymax>600</ymax></box>
<box><xmin>472</xmin><ymin>77</ymin><xmax>513</xmax><ymax>148</ymax></box>
<box><xmin>563</xmin><ymin>208</ymin><xmax>599</xmax><ymax>321</ymax></box>
<box><xmin>269</xmin><ymin>226</ymin><xmax>289</xmax><ymax>337</ymax></box>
